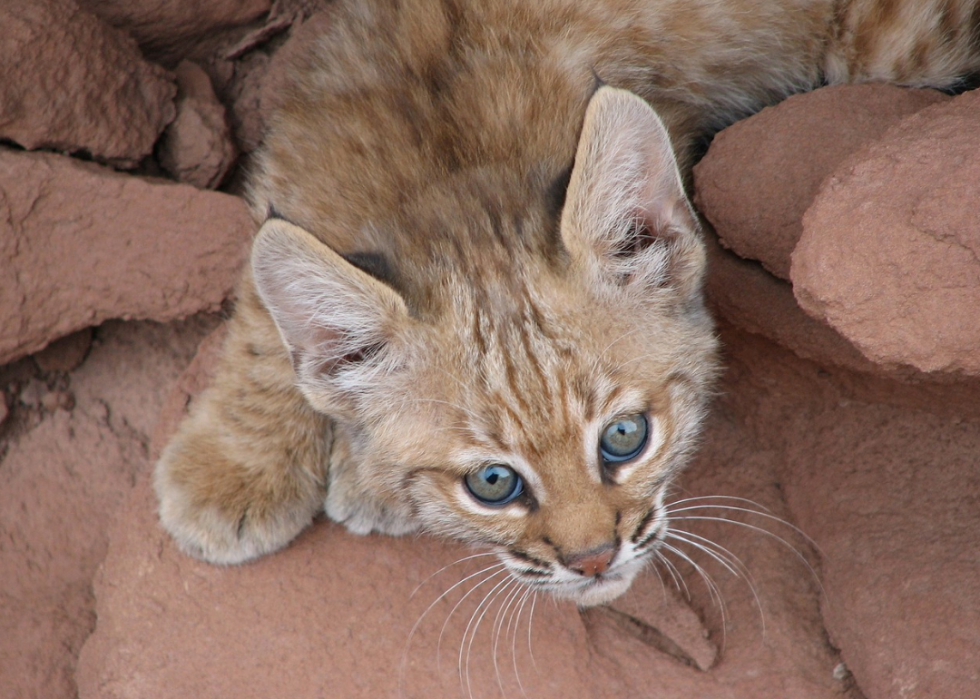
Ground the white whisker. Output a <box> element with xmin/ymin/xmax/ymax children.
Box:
<box><xmin>647</xmin><ymin>556</ymin><xmax>670</xmax><ymax>601</ymax></box>
<box><xmin>660</xmin><ymin>541</ymin><xmax>728</xmax><ymax>649</ymax></box>
<box><xmin>668</xmin><ymin>514</ymin><xmax>823</xmax><ymax>591</ymax></box>
<box><xmin>491</xmin><ymin>581</ymin><xmax>525</xmax><ymax>696</ymax></box>
<box><xmin>526</xmin><ymin>591</ymin><xmax>539</xmax><ymax>670</ymax></box>
<box><xmin>436</xmin><ymin>566</ymin><xmax>509</xmax><ymax>672</ymax></box>
<box><xmin>654</xmin><ymin>548</ymin><xmax>690</xmax><ymax>600</ymax></box>
<box><xmin>510</xmin><ymin>587</ymin><xmax>533</xmax><ymax>698</ymax></box>
<box><xmin>409</xmin><ymin>551</ymin><xmax>500</xmax><ymax>599</ymax></box>
<box><xmin>667</xmin><ymin>529</ymin><xmax>766</xmax><ymax>638</ymax></box>
<box><xmin>462</xmin><ymin>575</ymin><xmax>513</xmax><ymax>699</ymax></box>
<box><xmin>399</xmin><ymin>561</ymin><xmax>506</xmax><ymax>694</ymax></box>
<box><xmin>666</xmin><ymin>531</ymin><xmax>741</xmax><ymax>578</ymax></box>
<box><xmin>667</xmin><ymin>494</ymin><xmax>775</xmax><ymax>514</ymax></box>
<box><xmin>665</xmin><ymin>502</ymin><xmax>823</xmax><ymax>555</ymax></box>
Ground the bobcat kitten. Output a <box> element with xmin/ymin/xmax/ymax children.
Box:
<box><xmin>155</xmin><ymin>0</ymin><xmax>980</xmax><ymax>606</ymax></box>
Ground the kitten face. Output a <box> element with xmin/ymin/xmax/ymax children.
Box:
<box><xmin>362</xmin><ymin>277</ymin><xmax>714</xmax><ymax>607</ymax></box>
<box><xmin>252</xmin><ymin>87</ymin><xmax>718</xmax><ymax>605</ymax></box>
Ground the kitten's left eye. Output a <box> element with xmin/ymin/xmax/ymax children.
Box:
<box><xmin>600</xmin><ymin>414</ymin><xmax>649</xmax><ymax>463</ymax></box>
<box><xmin>465</xmin><ymin>464</ymin><xmax>524</xmax><ymax>506</ymax></box>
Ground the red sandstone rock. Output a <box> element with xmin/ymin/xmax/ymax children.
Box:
<box><xmin>76</xmin><ymin>328</ymin><xmax>846</xmax><ymax>699</ymax></box>
<box><xmin>0</xmin><ymin>149</ymin><xmax>254</xmax><ymax>365</ymax></box>
<box><xmin>0</xmin><ymin>0</ymin><xmax>176</xmax><ymax>168</ymax></box>
<box><xmin>33</xmin><ymin>329</ymin><xmax>95</xmax><ymax>374</ymax></box>
<box><xmin>221</xmin><ymin>7</ymin><xmax>335</xmax><ymax>154</ymax></box>
<box><xmin>694</xmin><ymin>85</ymin><xmax>947</xmax><ymax>280</ymax></box>
<box><xmin>703</xmin><ymin>230</ymin><xmax>887</xmax><ymax>377</ymax></box>
<box><xmin>78</xmin><ymin>0</ymin><xmax>271</xmax><ymax>59</ymax></box>
<box><xmin>604</xmin><ymin>572</ymin><xmax>718</xmax><ymax>672</ymax></box>
<box><xmin>704</xmin><ymin>232</ymin><xmax>980</xmax><ymax>418</ymax></box>
<box><xmin>722</xmin><ymin>331</ymin><xmax>980</xmax><ymax>699</ymax></box>
<box><xmin>0</xmin><ymin>318</ymin><xmax>214</xmax><ymax>699</ymax></box>
<box><xmin>227</xmin><ymin>51</ymin><xmax>276</xmax><ymax>154</ymax></box>
<box><xmin>159</xmin><ymin>62</ymin><xmax>238</xmax><ymax>189</ymax></box>
<box><xmin>149</xmin><ymin>324</ymin><xmax>227</xmax><ymax>461</ymax></box>
<box><xmin>793</xmin><ymin>89</ymin><xmax>980</xmax><ymax>376</ymax></box>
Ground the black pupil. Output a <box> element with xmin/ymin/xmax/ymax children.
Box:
<box><xmin>601</xmin><ymin>414</ymin><xmax>648</xmax><ymax>461</ymax></box>
<box><xmin>466</xmin><ymin>464</ymin><xmax>521</xmax><ymax>505</ymax></box>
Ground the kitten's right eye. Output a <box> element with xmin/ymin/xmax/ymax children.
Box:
<box><xmin>465</xmin><ymin>464</ymin><xmax>524</xmax><ymax>506</ymax></box>
<box><xmin>599</xmin><ymin>413</ymin><xmax>649</xmax><ymax>464</ymax></box>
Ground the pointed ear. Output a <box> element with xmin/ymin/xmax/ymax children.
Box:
<box><xmin>251</xmin><ymin>218</ymin><xmax>409</xmax><ymax>410</ymax></box>
<box><xmin>561</xmin><ymin>86</ymin><xmax>705</xmax><ymax>299</ymax></box>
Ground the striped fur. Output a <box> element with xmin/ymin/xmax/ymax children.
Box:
<box><xmin>155</xmin><ymin>0</ymin><xmax>980</xmax><ymax>605</ymax></box>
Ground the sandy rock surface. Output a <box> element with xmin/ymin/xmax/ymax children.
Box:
<box><xmin>726</xmin><ymin>332</ymin><xmax>980</xmax><ymax>699</ymax></box>
<box><xmin>78</xmin><ymin>0</ymin><xmax>271</xmax><ymax>60</ymax></box>
<box><xmin>793</xmin><ymin>89</ymin><xmax>980</xmax><ymax>376</ymax></box>
<box><xmin>0</xmin><ymin>318</ymin><xmax>216</xmax><ymax>699</ymax></box>
<box><xmin>1</xmin><ymin>3</ymin><xmax>977</xmax><ymax>697</ymax></box>
<box><xmin>159</xmin><ymin>61</ymin><xmax>238</xmax><ymax>189</ymax></box>
<box><xmin>0</xmin><ymin>0</ymin><xmax>176</xmax><ymax>168</ymax></box>
<box><xmin>76</xmin><ymin>325</ymin><xmax>849</xmax><ymax>699</ymax></box>
<box><xmin>697</xmin><ymin>83</ymin><xmax>980</xmax><ymax>381</ymax></box>
<box><xmin>0</xmin><ymin>149</ymin><xmax>253</xmax><ymax>365</ymax></box>
<box><xmin>695</xmin><ymin>85</ymin><xmax>948</xmax><ymax>280</ymax></box>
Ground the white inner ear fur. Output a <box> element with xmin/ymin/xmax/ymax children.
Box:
<box><xmin>561</xmin><ymin>86</ymin><xmax>698</xmax><ymax>287</ymax></box>
<box><xmin>251</xmin><ymin>218</ymin><xmax>409</xmax><ymax>379</ymax></box>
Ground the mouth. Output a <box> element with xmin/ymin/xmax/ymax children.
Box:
<box><xmin>566</xmin><ymin>572</ymin><xmax>636</xmax><ymax>607</ymax></box>
<box><xmin>500</xmin><ymin>542</ymin><xmax>658</xmax><ymax>606</ymax></box>
<box><xmin>511</xmin><ymin>565</ymin><xmax>639</xmax><ymax>607</ymax></box>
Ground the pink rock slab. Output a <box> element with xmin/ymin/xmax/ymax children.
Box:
<box><xmin>77</xmin><ymin>326</ymin><xmax>846</xmax><ymax>699</ymax></box>
<box><xmin>694</xmin><ymin>84</ymin><xmax>947</xmax><ymax>281</ymax></box>
<box><xmin>0</xmin><ymin>0</ymin><xmax>176</xmax><ymax>168</ymax></box>
<box><xmin>0</xmin><ymin>149</ymin><xmax>254</xmax><ymax>365</ymax></box>
<box><xmin>723</xmin><ymin>331</ymin><xmax>980</xmax><ymax>699</ymax></box>
<box><xmin>0</xmin><ymin>318</ymin><xmax>215</xmax><ymax>699</ymax></box>
<box><xmin>793</xmin><ymin>89</ymin><xmax>980</xmax><ymax>376</ymax></box>
<box><xmin>159</xmin><ymin>61</ymin><xmax>238</xmax><ymax>190</ymax></box>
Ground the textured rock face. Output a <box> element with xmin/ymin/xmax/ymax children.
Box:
<box><xmin>78</xmin><ymin>0</ymin><xmax>271</xmax><ymax>58</ymax></box>
<box><xmin>0</xmin><ymin>5</ymin><xmax>976</xmax><ymax>698</ymax></box>
<box><xmin>696</xmin><ymin>84</ymin><xmax>980</xmax><ymax>381</ymax></box>
<box><xmin>0</xmin><ymin>0</ymin><xmax>176</xmax><ymax>167</ymax></box>
<box><xmin>0</xmin><ymin>319</ymin><xmax>215</xmax><ymax>699</ymax></box>
<box><xmin>725</xmin><ymin>333</ymin><xmax>980</xmax><ymax>699</ymax></box>
<box><xmin>72</xmin><ymin>319</ymin><xmax>980</xmax><ymax>699</ymax></box>
<box><xmin>793</xmin><ymin>89</ymin><xmax>980</xmax><ymax>376</ymax></box>
<box><xmin>33</xmin><ymin>330</ymin><xmax>95</xmax><ymax>374</ymax></box>
<box><xmin>694</xmin><ymin>85</ymin><xmax>948</xmax><ymax>280</ymax></box>
<box><xmin>0</xmin><ymin>149</ymin><xmax>254</xmax><ymax>364</ymax></box>
<box><xmin>75</xmin><ymin>327</ymin><xmax>849</xmax><ymax>699</ymax></box>
<box><xmin>159</xmin><ymin>62</ymin><xmax>238</xmax><ymax>189</ymax></box>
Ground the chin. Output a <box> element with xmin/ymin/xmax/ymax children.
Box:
<box><xmin>560</xmin><ymin>571</ymin><xmax>637</xmax><ymax>608</ymax></box>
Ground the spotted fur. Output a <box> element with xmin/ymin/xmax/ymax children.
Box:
<box><xmin>155</xmin><ymin>0</ymin><xmax>980</xmax><ymax>605</ymax></box>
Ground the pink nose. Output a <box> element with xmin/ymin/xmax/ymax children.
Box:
<box><xmin>565</xmin><ymin>546</ymin><xmax>616</xmax><ymax>577</ymax></box>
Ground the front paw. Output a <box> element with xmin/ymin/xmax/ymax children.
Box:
<box><xmin>154</xmin><ymin>441</ymin><xmax>323</xmax><ymax>565</ymax></box>
<box><xmin>324</xmin><ymin>472</ymin><xmax>419</xmax><ymax>537</ymax></box>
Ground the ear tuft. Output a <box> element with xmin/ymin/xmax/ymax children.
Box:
<box><xmin>251</xmin><ymin>218</ymin><xmax>409</xmax><ymax>409</ymax></box>
<box><xmin>561</xmin><ymin>87</ymin><xmax>705</xmax><ymax>298</ymax></box>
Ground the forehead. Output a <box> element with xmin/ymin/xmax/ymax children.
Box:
<box><xmin>423</xmin><ymin>280</ymin><xmax>669</xmax><ymax>449</ymax></box>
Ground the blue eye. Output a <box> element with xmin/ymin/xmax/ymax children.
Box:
<box><xmin>600</xmin><ymin>414</ymin><xmax>649</xmax><ymax>463</ymax></box>
<box><xmin>465</xmin><ymin>464</ymin><xmax>524</xmax><ymax>506</ymax></box>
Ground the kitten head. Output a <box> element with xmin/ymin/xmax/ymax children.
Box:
<box><xmin>252</xmin><ymin>87</ymin><xmax>718</xmax><ymax>606</ymax></box>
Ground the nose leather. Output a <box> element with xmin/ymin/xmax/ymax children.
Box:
<box><xmin>565</xmin><ymin>545</ymin><xmax>616</xmax><ymax>577</ymax></box>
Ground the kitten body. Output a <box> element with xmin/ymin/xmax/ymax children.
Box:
<box><xmin>155</xmin><ymin>0</ymin><xmax>980</xmax><ymax>606</ymax></box>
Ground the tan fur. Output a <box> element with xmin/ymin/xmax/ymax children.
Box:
<box><xmin>155</xmin><ymin>0</ymin><xmax>980</xmax><ymax>605</ymax></box>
